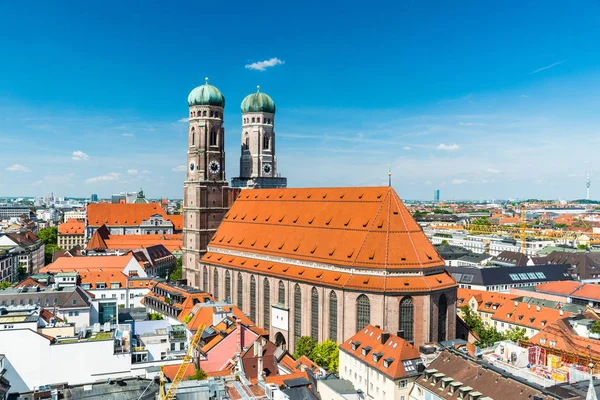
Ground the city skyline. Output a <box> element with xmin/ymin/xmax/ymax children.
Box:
<box><xmin>1</xmin><ymin>1</ymin><xmax>600</xmax><ymax>200</ymax></box>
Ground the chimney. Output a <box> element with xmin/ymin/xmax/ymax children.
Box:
<box><xmin>381</xmin><ymin>332</ymin><xmax>390</xmax><ymax>345</ymax></box>
<box><xmin>257</xmin><ymin>342</ymin><xmax>264</xmax><ymax>382</ymax></box>
<box><xmin>514</xmin><ymin>301</ymin><xmax>518</xmax><ymax>306</ymax></box>
<box><xmin>560</xmin><ymin>310</ymin><xmax>564</xmax><ymax>316</ymax></box>
<box><xmin>536</xmin><ymin>306</ymin><xmax>541</xmax><ymax>312</ymax></box>
<box><xmin>397</xmin><ymin>330</ymin><xmax>405</xmax><ymax>339</ymax></box>
<box><xmin>528</xmin><ymin>304</ymin><xmax>531</xmax><ymax>309</ymax></box>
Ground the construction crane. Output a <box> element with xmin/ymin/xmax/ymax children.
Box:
<box><xmin>159</xmin><ymin>323</ymin><xmax>206</xmax><ymax>400</ymax></box>
<box><xmin>520</xmin><ymin>207</ymin><xmax>527</xmax><ymax>255</ymax></box>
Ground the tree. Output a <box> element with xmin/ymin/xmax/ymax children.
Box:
<box><xmin>310</xmin><ymin>340</ymin><xmax>339</xmax><ymax>373</ymax></box>
<box><xmin>169</xmin><ymin>257</ymin><xmax>183</xmax><ymax>282</ymax></box>
<box><xmin>440</xmin><ymin>240</ymin><xmax>449</xmax><ymax>246</ymax></box>
<box><xmin>412</xmin><ymin>210</ymin><xmax>427</xmax><ymax>218</ymax></box>
<box><xmin>44</xmin><ymin>244</ymin><xmax>61</xmax><ymax>265</ymax></box>
<box><xmin>38</xmin><ymin>227</ymin><xmax>58</xmax><ymax>245</ymax></box>
<box><xmin>504</xmin><ymin>327</ymin><xmax>528</xmax><ymax>342</ymax></box>
<box><xmin>187</xmin><ymin>367</ymin><xmax>207</xmax><ymax>381</ymax></box>
<box><xmin>148</xmin><ymin>313</ymin><xmax>164</xmax><ymax>320</ymax></box>
<box><xmin>578</xmin><ymin>244</ymin><xmax>590</xmax><ymax>250</ymax></box>
<box><xmin>0</xmin><ymin>281</ymin><xmax>11</xmax><ymax>290</ymax></box>
<box><xmin>591</xmin><ymin>321</ymin><xmax>600</xmax><ymax>334</ymax></box>
<box><xmin>472</xmin><ymin>217</ymin><xmax>491</xmax><ymax>226</ymax></box>
<box><xmin>17</xmin><ymin>266</ymin><xmax>27</xmax><ymax>281</ymax></box>
<box><xmin>294</xmin><ymin>336</ymin><xmax>317</xmax><ymax>359</ymax></box>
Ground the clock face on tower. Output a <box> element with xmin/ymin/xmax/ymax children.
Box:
<box><xmin>263</xmin><ymin>163</ymin><xmax>272</xmax><ymax>176</ymax></box>
<box><xmin>209</xmin><ymin>160</ymin><xmax>220</xmax><ymax>174</ymax></box>
<box><xmin>189</xmin><ymin>163</ymin><xmax>195</xmax><ymax>171</ymax></box>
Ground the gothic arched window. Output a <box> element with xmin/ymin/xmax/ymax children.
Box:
<box><xmin>263</xmin><ymin>135</ymin><xmax>270</xmax><ymax>150</ymax></box>
<box><xmin>311</xmin><ymin>287</ymin><xmax>319</xmax><ymax>340</ymax></box>
<box><xmin>225</xmin><ymin>270</ymin><xmax>231</xmax><ymax>302</ymax></box>
<box><xmin>250</xmin><ymin>276</ymin><xmax>257</xmax><ymax>322</ymax></box>
<box><xmin>294</xmin><ymin>284</ymin><xmax>302</xmax><ymax>348</ymax></box>
<box><xmin>202</xmin><ymin>266</ymin><xmax>208</xmax><ymax>293</ymax></box>
<box><xmin>329</xmin><ymin>291</ymin><xmax>337</xmax><ymax>341</ymax></box>
<box><xmin>252</xmin><ymin>117</ymin><xmax>255</xmax><ymax>123</ymax></box>
<box><xmin>356</xmin><ymin>294</ymin><xmax>370</xmax><ymax>331</ymax></box>
<box><xmin>210</xmin><ymin>131</ymin><xmax>217</xmax><ymax>146</ymax></box>
<box><xmin>399</xmin><ymin>296</ymin><xmax>414</xmax><ymax>342</ymax></box>
<box><xmin>203</xmin><ymin>110</ymin><xmax>207</xmax><ymax>117</ymax></box>
<box><xmin>210</xmin><ymin>111</ymin><xmax>213</xmax><ymax>117</ymax></box>
<box><xmin>191</xmin><ymin>128</ymin><xmax>195</xmax><ymax>146</ymax></box>
<box><xmin>244</xmin><ymin>133</ymin><xmax>249</xmax><ymax>150</ymax></box>
<box><xmin>213</xmin><ymin>269</ymin><xmax>219</xmax><ymax>301</ymax></box>
<box><xmin>438</xmin><ymin>293</ymin><xmax>447</xmax><ymax>342</ymax></box>
<box><xmin>278</xmin><ymin>281</ymin><xmax>285</xmax><ymax>304</ymax></box>
<box><xmin>264</xmin><ymin>278</ymin><xmax>270</xmax><ymax>330</ymax></box>
<box><xmin>237</xmin><ymin>273</ymin><xmax>244</xmax><ymax>310</ymax></box>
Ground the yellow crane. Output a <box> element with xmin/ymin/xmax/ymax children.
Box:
<box><xmin>520</xmin><ymin>207</ymin><xmax>527</xmax><ymax>255</ymax></box>
<box><xmin>159</xmin><ymin>323</ymin><xmax>206</xmax><ymax>400</ymax></box>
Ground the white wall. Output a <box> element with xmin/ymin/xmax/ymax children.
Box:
<box><xmin>0</xmin><ymin>329</ymin><xmax>132</xmax><ymax>394</ymax></box>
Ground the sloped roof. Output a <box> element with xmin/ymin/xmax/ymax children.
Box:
<box><xmin>339</xmin><ymin>324</ymin><xmax>421</xmax><ymax>380</ymax></box>
<box><xmin>42</xmin><ymin>254</ymin><xmax>134</xmax><ymax>273</ymax></box>
<box><xmin>208</xmin><ymin>187</ymin><xmax>445</xmax><ymax>272</ymax></box>
<box><xmin>166</xmin><ymin>215</ymin><xmax>183</xmax><ymax>231</ymax></box>
<box><xmin>58</xmin><ymin>218</ymin><xmax>84</xmax><ymax>235</ymax></box>
<box><xmin>528</xmin><ymin>318</ymin><xmax>600</xmax><ymax>361</ymax></box>
<box><xmin>87</xmin><ymin>203</ymin><xmax>168</xmax><ymax>227</ymax></box>
<box><xmin>535</xmin><ymin>280</ymin><xmax>583</xmax><ymax>296</ymax></box>
<box><xmin>491</xmin><ymin>301</ymin><xmax>571</xmax><ymax>330</ymax></box>
<box><xmin>571</xmin><ymin>284</ymin><xmax>600</xmax><ymax>302</ymax></box>
<box><xmin>86</xmin><ymin>227</ymin><xmax>182</xmax><ymax>252</ymax></box>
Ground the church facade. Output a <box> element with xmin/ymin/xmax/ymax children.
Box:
<box><xmin>182</xmin><ymin>80</ymin><xmax>457</xmax><ymax>350</ymax></box>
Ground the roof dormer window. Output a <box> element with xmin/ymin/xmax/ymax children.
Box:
<box><xmin>372</xmin><ymin>352</ymin><xmax>382</xmax><ymax>363</ymax></box>
<box><xmin>361</xmin><ymin>346</ymin><xmax>371</xmax><ymax>356</ymax></box>
<box><xmin>383</xmin><ymin>357</ymin><xmax>393</xmax><ymax>368</ymax></box>
<box><xmin>351</xmin><ymin>341</ymin><xmax>361</xmax><ymax>351</ymax></box>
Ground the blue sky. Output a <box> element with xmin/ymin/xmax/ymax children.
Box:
<box><xmin>1</xmin><ymin>1</ymin><xmax>600</xmax><ymax>201</ymax></box>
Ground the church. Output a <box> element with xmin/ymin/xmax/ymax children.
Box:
<box><xmin>182</xmin><ymin>80</ymin><xmax>457</xmax><ymax>351</ymax></box>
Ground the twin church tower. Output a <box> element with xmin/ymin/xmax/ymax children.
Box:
<box><xmin>182</xmin><ymin>79</ymin><xmax>287</xmax><ymax>286</ymax></box>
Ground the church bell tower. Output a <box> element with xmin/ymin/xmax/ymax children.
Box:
<box><xmin>183</xmin><ymin>78</ymin><xmax>234</xmax><ymax>288</ymax></box>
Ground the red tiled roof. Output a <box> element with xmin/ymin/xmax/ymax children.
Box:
<box><xmin>87</xmin><ymin>203</ymin><xmax>168</xmax><ymax>227</ymax></box>
<box><xmin>204</xmin><ymin>252</ymin><xmax>456</xmax><ymax>293</ymax></box>
<box><xmin>162</xmin><ymin>363</ymin><xmax>196</xmax><ymax>381</ymax></box>
<box><xmin>41</xmin><ymin>254</ymin><xmax>134</xmax><ymax>273</ymax></box>
<box><xmin>339</xmin><ymin>324</ymin><xmax>421</xmax><ymax>380</ymax></box>
<box><xmin>209</xmin><ymin>187</ymin><xmax>445</xmax><ymax>272</ymax></box>
<box><xmin>15</xmin><ymin>277</ymin><xmax>47</xmax><ymax>289</ymax></box>
<box><xmin>535</xmin><ymin>280</ymin><xmax>583</xmax><ymax>296</ymax></box>
<box><xmin>491</xmin><ymin>301</ymin><xmax>572</xmax><ymax>330</ymax></box>
<box><xmin>86</xmin><ymin>228</ymin><xmax>182</xmax><ymax>253</ymax></box>
<box><xmin>166</xmin><ymin>215</ymin><xmax>183</xmax><ymax>231</ymax></box>
<box><xmin>571</xmin><ymin>284</ymin><xmax>600</xmax><ymax>302</ymax></box>
<box><xmin>528</xmin><ymin>317</ymin><xmax>600</xmax><ymax>361</ymax></box>
<box><xmin>58</xmin><ymin>219</ymin><xmax>85</xmax><ymax>235</ymax></box>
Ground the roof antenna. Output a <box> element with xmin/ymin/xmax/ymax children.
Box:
<box><xmin>388</xmin><ymin>164</ymin><xmax>392</xmax><ymax>187</ymax></box>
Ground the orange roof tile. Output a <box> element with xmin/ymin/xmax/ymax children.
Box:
<box><xmin>203</xmin><ymin>252</ymin><xmax>456</xmax><ymax>294</ymax></box>
<box><xmin>491</xmin><ymin>301</ymin><xmax>572</xmax><ymax>330</ymax></box>
<box><xmin>86</xmin><ymin>228</ymin><xmax>182</xmax><ymax>253</ymax></box>
<box><xmin>535</xmin><ymin>280</ymin><xmax>583</xmax><ymax>296</ymax></box>
<box><xmin>87</xmin><ymin>203</ymin><xmax>168</xmax><ymax>227</ymax></box>
<box><xmin>166</xmin><ymin>215</ymin><xmax>183</xmax><ymax>231</ymax></box>
<box><xmin>41</xmin><ymin>254</ymin><xmax>134</xmax><ymax>273</ymax></box>
<box><xmin>571</xmin><ymin>284</ymin><xmax>600</xmax><ymax>302</ymax></box>
<box><xmin>528</xmin><ymin>318</ymin><xmax>600</xmax><ymax>361</ymax></box>
<box><xmin>265</xmin><ymin>371</ymin><xmax>310</xmax><ymax>387</ymax></box>
<box><xmin>339</xmin><ymin>324</ymin><xmax>421</xmax><ymax>380</ymax></box>
<box><xmin>457</xmin><ymin>288</ymin><xmax>515</xmax><ymax>313</ymax></box>
<box><xmin>208</xmin><ymin>187</ymin><xmax>445</xmax><ymax>272</ymax></box>
<box><xmin>58</xmin><ymin>219</ymin><xmax>85</xmax><ymax>235</ymax></box>
<box><xmin>15</xmin><ymin>276</ymin><xmax>48</xmax><ymax>289</ymax></box>
<box><xmin>162</xmin><ymin>363</ymin><xmax>196</xmax><ymax>381</ymax></box>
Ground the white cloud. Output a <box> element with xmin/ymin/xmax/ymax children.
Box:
<box><xmin>122</xmin><ymin>133</ymin><xmax>134</xmax><ymax>137</ymax></box>
<box><xmin>436</xmin><ymin>143</ymin><xmax>460</xmax><ymax>151</ymax></box>
<box><xmin>127</xmin><ymin>169</ymin><xmax>138</xmax><ymax>175</ymax></box>
<box><xmin>85</xmin><ymin>173</ymin><xmax>120</xmax><ymax>183</ymax></box>
<box><xmin>6</xmin><ymin>164</ymin><xmax>31</xmax><ymax>172</ymax></box>
<box><xmin>172</xmin><ymin>165</ymin><xmax>186</xmax><ymax>172</ymax></box>
<box><xmin>32</xmin><ymin>180</ymin><xmax>42</xmax><ymax>186</ymax></box>
<box><xmin>72</xmin><ymin>150</ymin><xmax>89</xmax><ymax>161</ymax></box>
<box><xmin>177</xmin><ymin>118</ymin><xmax>188</xmax><ymax>123</ymax></box>
<box><xmin>531</xmin><ymin>59</ymin><xmax>566</xmax><ymax>74</ymax></box>
<box><xmin>245</xmin><ymin>57</ymin><xmax>285</xmax><ymax>71</ymax></box>
<box><xmin>452</xmin><ymin>179</ymin><xmax>467</xmax><ymax>184</ymax></box>
<box><xmin>403</xmin><ymin>146</ymin><xmax>412</xmax><ymax>150</ymax></box>
<box><xmin>486</xmin><ymin>168</ymin><xmax>501</xmax><ymax>174</ymax></box>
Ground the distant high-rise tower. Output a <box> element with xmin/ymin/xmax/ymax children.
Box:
<box><xmin>434</xmin><ymin>189</ymin><xmax>440</xmax><ymax>203</ymax></box>
<box><xmin>90</xmin><ymin>193</ymin><xmax>98</xmax><ymax>202</ymax></box>
<box><xmin>587</xmin><ymin>173</ymin><xmax>591</xmax><ymax>200</ymax></box>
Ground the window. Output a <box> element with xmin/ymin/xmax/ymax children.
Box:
<box><xmin>210</xmin><ymin>130</ymin><xmax>217</xmax><ymax>146</ymax></box>
<box><xmin>203</xmin><ymin>266</ymin><xmax>208</xmax><ymax>293</ymax></box>
<box><xmin>399</xmin><ymin>296</ymin><xmax>414</xmax><ymax>342</ymax></box>
<box><xmin>311</xmin><ymin>287</ymin><xmax>319</xmax><ymax>340</ymax></box>
<box><xmin>72</xmin><ymin>299</ymin><xmax>77</xmax><ymax>305</ymax></box>
<box><xmin>213</xmin><ymin>269</ymin><xmax>219</xmax><ymax>300</ymax></box>
<box><xmin>329</xmin><ymin>291</ymin><xmax>338</xmax><ymax>341</ymax></box>
<box><xmin>237</xmin><ymin>273</ymin><xmax>244</xmax><ymax>309</ymax></box>
<box><xmin>294</xmin><ymin>284</ymin><xmax>302</xmax><ymax>349</ymax></box>
<box><xmin>225</xmin><ymin>270</ymin><xmax>231</xmax><ymax>301</ymax></box>
<box><xmin>278</xmin><ymin>281</ymin><xmax>285</xmax><ymax>304</ymax></box>
<box><xmin>264</xmin><ymin>278</ymin><xmax>270</xmax><ymax>330</ymax></box>
<box><xmin>250</xmin><ymin>275</ymin><xmax>257</xmax><ymax>322</ymax></box>
<box><xmin>398</xmin><ymin>379</ymin><xmax>408</xmax><ymax>388</ymax></box>
<box><xmin>263</xmin><ymin>135</ymin><xmax>270</xmax><ymax>150</ymax></box>
<box><xmin>438</xmin><ymin>293</ymin><xmax>447</xmax><ymax>342</ymax></box>
<box><xmin>120</xmin><ymin>294</ymin><xmax>125</xmax><ymax>300</ymax></box>
<box><xmin>356</xmin><ymin>295</ymin><xmax>370</xmax><ymax>331</ymax></box>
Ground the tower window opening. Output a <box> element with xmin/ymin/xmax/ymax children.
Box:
<box><xmin>263</xmin><ymin>135</ymin><xmax>270</xmax><ymax>150</ymax></box>
<box><xmin>210</xmin><ymin>131</ymin><xmax>217</xmax><ymax>146</ymax></box>
<box><xmin>203</xmin><ymin>110</ymin><xmax>207</xmax><ymax>117</ymax></box>
<box><xmin>210</xmin><ymin>111</ymin><xmax>214</xmax><ymax>117</ymax></box>
<box><xmin>257</xmin><ymin>117</ymin><xmax>261</xmax><ymax>123</ymax></box>
<box><xmin>252</xmin><ymin>117</ymin><xmax>255</xmax><ymax>123</ymax></box>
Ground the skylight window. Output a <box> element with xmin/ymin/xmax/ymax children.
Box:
<box><xmin>518</xmin><ymin>273</ymin><xmax>529</xmax><ymax>280</ymax></box>
<box><xmin>509</xmin><ymin>274</ymin><xmax>520</xmax><ymax>281</ymax></box>
<box><xmin>461</xmin><ymin>274</ymin><xmax>474</xmax><ymax>283</ymax></box>
<box><xmin>527</xmin><ymin>273</ymin><xmax>538</xmax><ymax>279</ymax></box>
<box><xmin>535</xmin><ymin>272</ymin><xmax>546</xmax><ymax>279</ymax></box>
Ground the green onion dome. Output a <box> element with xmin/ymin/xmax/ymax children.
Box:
<box><xmin>188</xmin><ymin>77</ymin><xmax>225</xmax><ymax>108</ymax></box>
<box><xmin>241</xmin><ymin>86</ymin><xmax>276</xmax><ymax>114</ymax></box>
